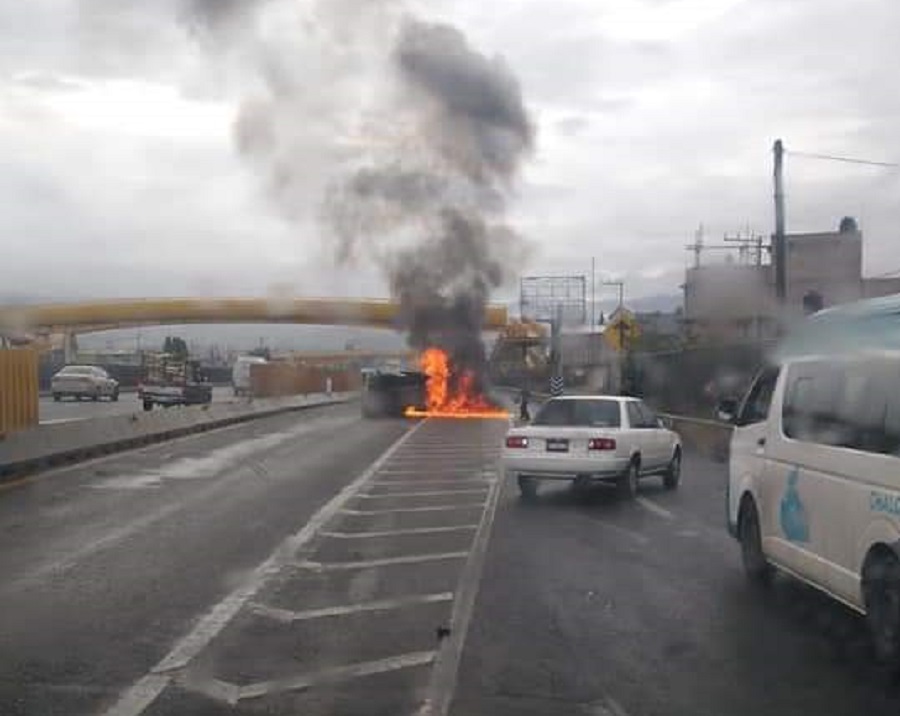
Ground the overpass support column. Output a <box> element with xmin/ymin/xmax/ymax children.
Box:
<box><xmin>63</xmin><ymin>331</ymin><xmax>79</xmax><ymax>364</ymax></box>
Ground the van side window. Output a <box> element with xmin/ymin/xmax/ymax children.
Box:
<box><xmin>737</xmin><ymin>367</ymin><xmax>779</xmax><ymax>426</ymax></box>
<box><xmin>783</xmin><ymin>359</ymin><xmax>897</xmax><ymax>454</ymax></box>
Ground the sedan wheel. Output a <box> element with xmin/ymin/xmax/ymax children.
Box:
<box><xmin>617</xmin><ymin>462</ymin><xmax>639</xmax><ymax>499</ymax></box>
<box><xmin>663</xmin><ymin>451</ymin><xmax>681</xmax><ymax>490</ymax></box>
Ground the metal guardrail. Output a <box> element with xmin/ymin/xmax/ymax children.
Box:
<box><xmin>660</xmin><ymin>413</ymin><xmax>733</xmax><ymax>463</ymax></box>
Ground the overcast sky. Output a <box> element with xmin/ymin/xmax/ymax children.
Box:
<box><xmin>3</xmin><ymin>0</ymin><xmax>899</xmax><ymax>309</ymax></box>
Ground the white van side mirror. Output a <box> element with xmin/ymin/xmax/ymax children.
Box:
<box><xmin>717</xmin><ymin>397</ymin><xmax>739</xmax><ymax>424</ymax></box>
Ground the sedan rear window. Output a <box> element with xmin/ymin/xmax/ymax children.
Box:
<box><xmin>59</xmin><ymin>366</ymin><xmax>94</xmax><ymax>375</ymax></box>
<box><xmin>532</xmin><ymin>399</ymin><xmax>621</xmax><ymax>428</ymax></box>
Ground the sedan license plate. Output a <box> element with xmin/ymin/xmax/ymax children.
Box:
<box><xmin>546</xmin><ymin>438</ymin><xmax>569</xmax><ymax>453</ymax></box>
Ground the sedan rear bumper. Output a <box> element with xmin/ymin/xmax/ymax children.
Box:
<box><xmin>502</xmin><ymin>454</ymin><xmax>629</xmax><ymax>482</ymax></box>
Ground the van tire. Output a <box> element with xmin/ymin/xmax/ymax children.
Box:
<box><xmin>617</xmin><ymin>460</ymin><xmax>639</xmax><ymax>499</ymax></box>
<box><xmin>663</xmin><ymin>449</ymin><xmax>681</xmax><ymax>489</ymax></box>
<box><xmin>862</xmin><ymin>550</ymin><xmax>900</xmax><ymax>668</ymax></box>
<box><xmin>739</xmin><ymin>499</ymin><xmax>773</xmax><ymax>587</ymax></box>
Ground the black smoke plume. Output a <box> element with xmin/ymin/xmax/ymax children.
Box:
<box><xmin>326</xmin><ymin>16</ymin><xmax>534</xmax><ymax>387</ymax></box>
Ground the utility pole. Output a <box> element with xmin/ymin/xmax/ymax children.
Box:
<box><xmin>773</xmin><ymin>139</ymin><xmax>787</xmax><ymax>303</ymax></box>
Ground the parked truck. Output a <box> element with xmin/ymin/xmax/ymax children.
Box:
<box><xmin>138</xmin><ymin>352</ymin><xmax>213</xmax><ymax>411</ymax></box>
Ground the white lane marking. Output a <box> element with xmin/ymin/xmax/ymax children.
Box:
<box><xmin>296</xmin><ymin>551</ymin><xmax>469</xmax><ymax>571</ymax></box>
<box><xmin>320</xmin><ymin>525</ymin><xmax>478</xmax><ymax>539</ymax></box>
<box><xmin>594</xmin><ymin>520</ymin><xmax>651</xmax><ymax>546</ymax></box>
<box><xmin>370</xmin><ymin>479</ymin><xmax>491</xmax><ymax>486</ymax></box>
<box><xmin>249</xmin><ymin>592</ymin><xmax>453</xmax><ymax>622</ymax></box>
<box><xmin>39</xmin><ymin>418</ymin><xmax>84</xmax><ymax>425</ymax></box>
<box><xmin>340</xmin><ymin>504</ymin><xmax>485</xmax><ymax>515</ymax></box>
<box><xmin>377</xmin><ymin>468</ymin><xmax>483</xmax><ymax>476</ymax></box>
<box><xmin>101</xmin><ymin>420</ymin><xmax>424</xmax><ymax>716</ymax></box>
<box><xmin>237</xmin><ymin>651</ymin><xmax>436</xmax><ymax>701</ymax></box>
<box><xmin>588</xmin><ymin>695</ymin><xmax>632</xmax><ymax>716</ymax></box>
<box><xmin>636</xmin><ymin>496</ymin><xmax>674</xmax><ymax>520</ymax></box>
<box><xmin>357</xmin><ymin>489</ymin><xmax>488</xmax><ymax>499</ymax></box>
<box><xmin>415</xmin><ymin>455</ymin><xmax>504</xmax><ymax>716</ymax></box>
<box><xmin>102</xmin><ymin>675</ymin><xmax>171</xmax><ymax>716</ymax></box>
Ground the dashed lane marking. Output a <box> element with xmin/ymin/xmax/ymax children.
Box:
<box><xmin>636</xmin><ymin>496</ymin><xmax>674</xmax><ymax>520</ymax></box>
<box><xmin>370</xmin><ymin>479</ymin><xmax>492</xmax><ymax>486</ymax></box>
<box><xmin>320</xmin><ymin>525</ymin><xmax>479</xmax><ymax>539</ymax></box>
<box><xmin>340</xmin><ymin>504</ymin><xmax>485</xmax><ymax>515</ymax></box>
<box><xmin>357</xmin><ymin>489</ymin><xmax>488</xmax><ymax>499</ymax></box>
<box><xmin>101</xmin><ymin>420</ymin><xmax>425</xmax><ymax>716</ymax></box>
<box><xmin>235</xmin><ymin>651</ymin><xmax>437</xmax><ymax>701</ymax></box>
<box><xmin>248</xmin><ymin>592</ymin><xmax>454</xmax><ymax>622</ymax></box>
<box><xmin>295</xmin><ymin>551</ymin><xmax>469</xmax><ymax>571</ymax></box>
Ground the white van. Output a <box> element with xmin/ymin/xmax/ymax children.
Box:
<box><xmin>231</xmin><ymin>355</ymin><xmax>267</xmax><ymax>397</ymax></box>
<box><xmin>725</xmin><ymin>351</ymin><xmax>900</xmax><ymax>665</ymax></box>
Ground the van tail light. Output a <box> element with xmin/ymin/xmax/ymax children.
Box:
<box><xmin>506</xmin><ymin>435</ymin><xmax>529</xmax><ymax>449</ymax></box>
<box><xmin>588</xmin><ymin>437</ymin><xmax>617</xmax><ymax>451</ymax></box>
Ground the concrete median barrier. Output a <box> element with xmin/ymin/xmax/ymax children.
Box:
<box><xmin>0</xmin><ymin>392</ymin><xmax>357</xmax><ymax>481</ymax></box>
<box><xmin>661</xmin><ymin>413</ymin><xmax>732</xmax><ymax>463</ymax></box>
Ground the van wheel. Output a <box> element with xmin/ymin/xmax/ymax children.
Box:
<box><xmin>663</xmin><ymin>450</ymin><xmax>681</xmax><ymax>490</ymax></box>
<box><xmin>518</xmin><ymin>476</ymin><xmax>538</xmax><ymax>501</ymax></box>
<box><xmin>739</xmin><ymin>499</ymin><xmax>773</xmax><ymax>587</ymax></box>
<box><xmin>863</xmin><ymin>551</ymin><xmax>900</xmax><ymax>667</ymax></box>
<box><xmin>143</xmin><ymin>400</ymin><xmax>153</xmax><ymax>412</ymax></box>
<box><xmin>617</xmin><ymin>461</ymin><xmax>639</xmax><ymax>499</ymax></box>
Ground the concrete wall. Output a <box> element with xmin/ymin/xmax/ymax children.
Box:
<box><xmin>786</xmin><ymin>230</ymin><xmax>863</xmax><ymax>308</ymax></box>
<box><xmin>250</xmin><ymin>363</ymin><xmax>361</xmax><ymax>398</ymax></box>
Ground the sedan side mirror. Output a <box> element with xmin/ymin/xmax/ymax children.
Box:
<box><xmin>716</xmin><ymin>397</ymin><xmax>739</xmax><ymax>423</ymax></box>
<box><xmin>657</xmin><ymin>416</ymin><xmax>672</xmax><ymax>430</ymax></box>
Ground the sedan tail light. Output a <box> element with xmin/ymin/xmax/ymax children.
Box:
<box><xmin>506</xmin><ymin>435</ymin><xmax>529</xmax><ymax>449</ymax></box>
<box><xmin>588</xmin><ymin>437</ymin><xmax>617</xmax><ymax>451</ymax></box>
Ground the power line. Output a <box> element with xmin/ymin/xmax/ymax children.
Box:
<box><xmin>787</xmin><ymin>149</ymin><xmax>899</xmax><ymax>168</ymax></box>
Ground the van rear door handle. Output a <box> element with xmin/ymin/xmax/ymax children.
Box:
<box><xmin>757</xmin><ymin>437</ymin><xmax>766</xmax><ymax>447</ymax></box>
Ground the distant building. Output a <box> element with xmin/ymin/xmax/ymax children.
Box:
<box><xmin>682</xmin><ymin>219</ymin><xmax>900</xmax><ymax>344</ymax></box>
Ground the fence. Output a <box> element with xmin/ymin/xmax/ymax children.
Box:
<box><xmin>0</xmin><ymin>349</ymin><xmax>39</xmax><ymax>437</ymax></box>
<box><xmin>249</xmin><ymin>363</ymin><xmax>361</xmax><ymax>399</ymax></box>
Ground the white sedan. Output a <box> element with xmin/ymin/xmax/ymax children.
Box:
<box><xmin>51</xmin><ymin>365</ymin><xmax>120</xmax><ymax>402</ymax></box>
<box><xmin>502</xmin><ymin>395</ymin><xmax>682</xmax><ymax>500</ymax></box>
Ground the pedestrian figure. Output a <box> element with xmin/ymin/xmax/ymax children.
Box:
<box><xmin>519</xmin><ymin>387</ymin><xmax>531</xmax><ymax>422</ymax></box>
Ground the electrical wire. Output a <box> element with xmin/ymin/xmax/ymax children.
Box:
<box><xmin>787</xmin><ymin>150</ymin><xmax>899</xmax><ymax>168</ymax></box>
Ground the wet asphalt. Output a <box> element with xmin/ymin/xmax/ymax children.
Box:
<box><xmin>1</xmin><ymin>403</ymin><xmax>899</xmax><ymax>715</ymax></box>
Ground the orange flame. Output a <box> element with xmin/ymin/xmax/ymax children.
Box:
<box><xmin>405</xmin><ymin>347</ymin><xmax>510</xmax><ymax>420</ymax></box>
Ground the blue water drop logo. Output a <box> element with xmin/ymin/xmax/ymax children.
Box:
<box><xmin>780</xmin><ymin>467</ymin><xmax>809</xmax><ymax>543</ymax></box>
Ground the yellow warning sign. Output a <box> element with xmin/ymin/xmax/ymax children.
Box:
<box><xmin>603</xmin><ymin>314</ymin><xmax>641</xmax><ymax>352</ymax></box>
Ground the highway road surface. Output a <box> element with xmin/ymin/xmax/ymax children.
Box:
<box><xmin>39</xmin><ymin>386</ymin><xmax>235</xmax><ymax>425</ymax></box>
<box><xmin>1</xmin><ymin>403</ymin><xmax>899</xmax><ymax>715</ymax></box>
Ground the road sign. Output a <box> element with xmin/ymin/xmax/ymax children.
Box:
<box><xmin>603</xmin><ymin>314</ymin><xmax>641</xmax><ymax>352</ymax></box>
<box><xmin>550</xmin><ymin>375</ymin><xmax>564</xmax><ymax>396</ymax></box>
